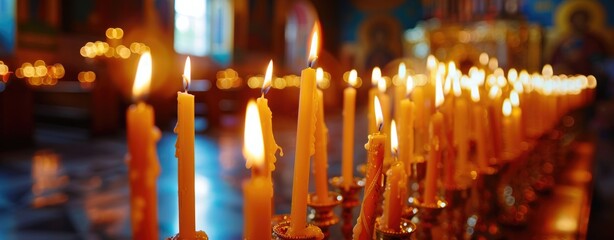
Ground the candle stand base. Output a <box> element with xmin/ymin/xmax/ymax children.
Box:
<box><xmin>166</xmin><ymin>230</ymin><xmax>209</xmax><ymax>240</ymax></box>
<box><xmin>402</xmin><ymin>206</ymin><xmax>418</xmax><ymax>220</ymax></box>
<box><xmin>307</xmin><ymin>192</ymin><xmax>342</xmax><ymax>239</ymax></box>
<box><xmin>409</xmin><ymin>197</ymin><xmax>447</xmax><ymax>240</ymax></box>
<box><xmin>272</xmin><ymin>214</ymin><xmax>292</xmax><ymax>227</ymax></box>
<box><xmin>375</xmin><ymin>218</ymin><xmax>416</xmax><ymax>240</ymax></box>
<box><xmin>330</xmin><ymin>176</ymin><xmax>365</xmax><ymax>240</ymax></box>
<box><xmin>272</xmin><ymin>221</ymin><xmax>324</xmax><ymax>240</ymax></box>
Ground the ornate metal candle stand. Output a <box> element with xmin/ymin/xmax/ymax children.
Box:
<box><xmin>272</xmin><ymin>214</ymin><xmax>292</xmax><ymax>227</ymax></box>
<box><xmin>375</xmin><ymin>218</ymin><xmax>416</xmax><ymax>240</ymax></box>
<box><xmin>330</xmin><ymin>177</ymin><xmax>365</xmax><ymax>240</ymax></box>
<box><xmin>307</xmin><ymin>192</ymin><xmax>342</xmax><ymax>239</ymax></box>
<box><xmin>408</xmin><ymin>197</ymin><xmax>447</xmax><ymax>240</ymax></box>
<box><xmin>166</xmin><ymin>231</ymin><xmax>209</xmax><ymax>240</ymax></box>
<box><xmin>272</xmin><ymin>221</ymin><xmax>324</xmax><ymax>240</ymax></box>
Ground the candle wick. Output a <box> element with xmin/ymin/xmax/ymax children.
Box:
<box><xmin>308</xmin><ymin>57</ymin><xmax>318</xmax><ymax>68</ymax></box>
<box><xmin>262</xmin><ymin>85</ymin><xmax>271</xmax><ymax>95</ymax></box>
<box><xmin>378</xmin><ymin>122</ymin><xmax>383</xmax><ymax>132</ymax></box>
<box><xmin>182</xmin><ymin>75</ymin><xmax>190</xmax><ymax>93</ymax></box>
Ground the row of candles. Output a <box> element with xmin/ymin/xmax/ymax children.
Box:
<box><xmin>124</xmin><ymin>26</ymin><xmax>596</xmax><ymax>239</ymax></box>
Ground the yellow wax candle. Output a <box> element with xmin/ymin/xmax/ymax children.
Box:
<box><xmin>353</xmin><ymin>96</ymin><xmax>386</xmax><ymax>240</ymax></box>
<box><xmin>394</xmin><ymin>63</ymin><xmax>407</xmax><ymax>123</ymax></box>
<box><xmin>381</xmin><ymin>161</ymin><xmax>408</xmax><ymax>231</ymax></box>
<box><xmin>257</xmin><ymin>60</ymin><xmax>282</xmax><ymax>180</ymax></box>
<box><xmin>342</xmin><ymin>70</ymin><xmax>357</xmax><ymax>187</ymax></box>
<box><xmin>399</xmin><ymin>76</ymin><xmax>415</xmax><ymax>175</ymax></box>
<box><xmin>453</xmin><ymin>93</ymin><xmax>469</xmax><ymax>176</ymax></box>
<box><xmin>175</xmin><ymin>57</ymin><xmax>195</xmax><ymax>239</ymax></box>
<box><xmin>471</xmin><ymin>86</ymin><xmax>488</xmax><ymax>171</ymax></box>
<box><xmin>368</xmin><ymin>67</ymin><xmax>381</xmax><ymax>135</ymax></box>
<box><xmin>288</xmin><ymin>29</ymin><xmax>318</xmax><ymax>236</ymax></box>
<box><xmin>378</xmin><ymin>77</ymin><xmax>392</xmax><ymax>165</ymax></box>
<box><xmin>127</xmin><ymin>52</ymin><xmax>160</xmax><ymax>240</ymax></box>
<box><xmin>314</xmin><ymin>67</ymin><xmax>329</xmax><ymax>202</ymax></box>
<box><xmin>412</xmin><ymin>86</ymin><xmax>426</xmax><ymax>155</ymax></box>
<box><xmin>424</xmin><ymin>74</ymin><xmax>444</xmax><ymax>206</ymax></box>
<box><xmin>510</xmin><ymin>90</ymin><xmax>523</xmax><ymax>154</ymax></box>
<box><xmin>243</xmin><ymin>100</ymin><xmax>272</xmax><ymax>240</ymax></box>
<box><xmin>501</xmin><ymin>99</ymin><xmax>513</xmax><ymax>160</ymax></box>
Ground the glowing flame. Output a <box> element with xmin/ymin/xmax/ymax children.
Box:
<box><xmin>508</xmin><ymin>68</ymin><xmax>518</xmax><ymax>83</ymax></box>
<box><xmin>448</xmin><ymin>62</ymin><xmax>456</xmax><ymax>76</ymax></box>
<box><xmin>378</xmin><ymin>76</ymin><xmax>387</xmax><ymax>93</ymax></box>
<box><xmin>587</xmin><ymin>75</ymin><xmax>597</xmax><ymax>89</ymax></box>
<box><xmin>452</xmin><ymin>75</ymin><xmax>461</xmax><ymax>97</ymax></box>
<box><xmin>542</xmin><ymin>64</ymin><xmax>553</xmax><ymax>78</ymax></box>
<box><xmin>437</xmin><ymin>63</ymin><xmax>446</xmax><ymax>77</ymax></box>
<box><xmin>374</xmin><ymin>96</ymin><xmax>383</xmax><ymax>131</ymax></box>
<box><xmin>348</xmin><ymin>69</ymin><xmax>358</xmax><ymax>87</ymax></box>
<box><xmin>514</xmin><ymin>81</ymin><xmax>524</xmax><ymax>93</ymax></box>
<box><xmin>427</xmin><ymin>55</ymin><xmax>437</xmax><ymax>70</ymax></box>
<box><xmin>262</xmin><ymin>60</ymin><xmax>273</xmax><ymax>94</ymax></box>
<box><xmin>488</xmin><ymin>86</ymin><xmax>500</xmax><ymax>100</ymax></box>
<box><xmin>502</xmin><ymin>99</ymin><xmax>512</xmax><ymax>117</ymax></box>
<box><xmin>243</xmin><ymin>100</ymin><xmax>265</xmax><ymax>168</ymax></box>
<box><xmin>398</xmin><ymin>62</ymin><xmax>406</xmax><ymax>79</ymax></box>
<box><xmin>479</xmin><ymin>53</ymin><xmax>489</xmax><ymax>65</ymax></box>
<box><xmin>405</xmin><ymin>75</ymin><xmax>414</xmax><ymax>96</ymax></box>
<box><xmin>471</xmin><ymin>85</ymin><xmax>480</xmax><ymax>102</ymax></box>
<box><xmin>132</xmin><ymin>52</ymin><xmax>152</xmax><ymax>100</ymax></box>
<box><xmin>510</xmin><ymin>91</ymin><xmax>520</xmax><ymax>107</ymax></box>
<box><xmin>435</xmin><ymin>74</ymin><xmax>444</xmax><ymax>108</ymax></box>
<box><xmin>371</xmin><ymin>67</ymin><xmax>381</xmax><ymax>86</ymax></box>
<box><xmin>182</xmin><ymin>57</ymin><xmax>191</xmax><ymax>91</ymax></box>
<box><xmin>316</xmin><ymin>67</ymin><xmax>324</xmax><ymax>85</ymax></box>
<box><xmin>308</xmin><ymin>23</ymin><xmax>320</xmax><ymax>65</ymax></box>
<box><xmin>391</xmin><ymin>120</ymin><xmax>398</xmax><ymax>153</ymax></box>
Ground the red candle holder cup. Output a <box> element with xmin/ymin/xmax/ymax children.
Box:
<box><xmin>375</xmin><ymin>218</ymin><xmax>416</xmax><ymax>240</ymax></box>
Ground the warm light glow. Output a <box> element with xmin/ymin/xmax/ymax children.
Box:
<box><xmin>398</xmin><ymin>62</ymin><xmax>406</xmax><ymax>79</ymax></box>
<box><xmin>502</xmin><ymin>99</ymin><xmax>512</xmax><ymax>117</ymax></box>
<box><xmin>405</xmin><ymin>75</ymin><xmax>414</xmax><ymax>96</ymax></box>
<box><xmin>488</xmin><ymin>58</ymin><xmax>498</xmax><ymax>70</ymax></box>
<box><xmin>435</xmin><ymin>74</ymin><xmax>444</xmax><ymax>108</ymax></box>
<box><xmin>372</xmin><ymin>67</ymin><xmax>381</xmax><ymax>86</ymax></box>
<box><xmin>378</xmin><ymin>76</ymin><xmax>387</xmax><ymax>93</ymax></box>
<box><xmin>183</xmin><ymin>56</ymin><xmax>191</xmax><ymax>91</ymax></box>
<box><xmin>374</xmin><ymin>96</ymin><xmax>383</xmax><ymax>131</ymax></box>
<box><xmin>132</xmin><ymin>52</ymin><xmax>152</xmax><ymax>100</ymax></box>
<box><xmin>390</xmin><ymin>120</ymin><xmax>398</xmax><ymax>153</ymax></box>
<box><xmin>316</xmin><ymin>67</ymin><xmax>324</xmax><ymax>85</ymax></box>
<box><xmin>437</xmin><ymin>63</ymin><xmax>446</xmax><ymax>77</ymax></box>
<box><xmin>452</xmin><ymin>75</ymin><xmax>461</xmax><ymax>97</ymax></box>
<box><xmin>263</xmin><ymin>60</ymin><xmax>273</xmax><ymax>93</ymax></box>
<box><xmin>508</xmin><ymin>68</ymin><xmax>518</xmax><ymax>82</ymax></box>
<box><xmin>479</xmin><ymin>53</ymin><xmax>489</xmax><ymax>65</ymax></box>
<box><xmin>489</xmin><ymin>86</ymin><xmax>501</xmax><ymax>100</ymax></box>
<box><xmin>587</xmin><ymin>75</ymin><xmax>597</xmax><ymax>89</ymax></box>
<box><xmin>510</xmin><ymin>91</ymin><xmax>520</xmax><ymax>107</ymax></box>
<box><xmin>447</xmin><ymin>62</ymin><xmax>456</xmax><ymax>76</ymax></box>
<box><xmin>243</xmin><ymin>100</ymin><xmax>265</xmax><ymax>168</ymax></box>
<box><xmin>542</xmin><ymin>64</ymin><xmax>553</xmax><ymax>78</ymax></box>
<box><xmin>308</xmin><ymin>23</ymin><xmax>320</xmax><ymax>64</ymax></box>
<box><xmin>427</xmin><ymin>55</ymin><xmax>437</xmax><ymax>70</ymax></box>
<box><xmin>470</xmin><ymin>85</ymin><xmax>480</xmax><ymax>102</ymax></box>
<box><xmin>514</xmin><ymin>81</ymin><xmax>524</xmax><ymax>93</ymax></box>
<box><xmin>348</xmin><ymin>69</ymin><xmax>358</xmax><ymax>87</ymax></box>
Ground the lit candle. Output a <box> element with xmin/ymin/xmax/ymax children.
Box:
<box><xmin>314</xmin><ymin>67</ymin><xmax>330</xmax><ymax>203</ymax></box>
<box><xmin>424</xmin><ymin>73</ymin><xmax>444</xmax><ymax>206</ymax></box>
<box><xmin>394</xmin><ymin>63</ymin><xmax>407</xmax><ymax>123</ymax></box>
<box><xmin>398</xmin><ymin>76</ymin><xmax>415</xmax><ymax>175</ymax></box>
<box><xmin>452</xmin><ymin>84</ymin><xmax>469</xmax><ymax>178</ymax></box>
<box><xmin>353</xmin><ymin>96</ymin><xmax>386</xmax><ymax>240</ymax></box>
<box><xmin>381</xmin><ymin>120</ymin><xmax>408</xmax><ymax>231</ymax></box>
<box><xmin>412</xmin><ymin>84</ymin><xmax>426</xmax><ymax>155</ymax></box>
<box><xmin>243</xmin><ymin>100</ymin><xmax>272</xmax><ymax>240</ymax></box>
<box><xmin>509</xmin><ymin>90</ymin><xmax>522</xmax><ymax>155</ymax></box>
<box><xmin>471</xmin><ymin>85</ymin><xmax>488</xmax><ymax>171</ymax></box>
<box><xmin>175</xmin><ymin>57</ymin><xmax>195</xmax><ymax>239</ymax></box>
<box><xmin>127</xmin><ymin>52</ymin><xmax>160</xmax><ymax>240</ymax></box>
<box><xmin>368</xmin><ymin>67</ymin><xmax>381</xmax><ymax>135</ymax></box>
<box><xmin>501</xmin><ymin>99</ymin><xmax>513</xmax><ymax>160</ymax></box>
<box><xmin>342</xmin><ymin>70</ymin><xmax>357</xmax><ymax>188</ymax></box>
<box><xmin>288</xmin><ymin>26</ymin><xmax>319</xmax><ymax>236</ymax></box>
<box><xmin>257</xmin><ymin>60</ymin><xmax>282</xmax><ymax>181</ymax></box>
<box><xmin>378</xmin><ymin>77</ymin><xmax>392</xmax><ymax>165</ymax></box>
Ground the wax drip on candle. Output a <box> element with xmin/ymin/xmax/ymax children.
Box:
<box><xmin>262</xmin><ymin>60</ymin><xmax>273</xmax><ymax>95</ymax></box>
<box><xmin>183</xmin><ymin>56</ymin><xmax>191</xmax><ymax>92</ymax></box>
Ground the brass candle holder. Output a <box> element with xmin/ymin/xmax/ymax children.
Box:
<box><xmin>409</xmin><ymin>197</ymin><xmax>447</xmax><ymax>240</ymax></box>
<box><xmin>272</xmin><ymin>214</ymin><xmax>291</xmax><ymax>227</ymax></box>
<box><xmin>330</xmin><ymin>176</ymin><xmax>365</xmax><ymax>240</ymax></box>
<box><xmin>166</xmin><ymin>231</ymin><xmax>209</xmax><ymax>240</ymax></box>
<box><xmin>375</xmin><ymin>218</ymin><xmax>416</xmax><ymax>240</ymax></box>
<box><xmin>307</xmin><ymin>192</ymin><xmax>342</xmax><ymax>239</ymax></box>
<box><xmin>272</xmin><ymin>221</ymin><xmax>324</xmax><ymax>240</ymax></box>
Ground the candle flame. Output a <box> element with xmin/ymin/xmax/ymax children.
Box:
<box><xmin>391</xmin><ymin>119</ymin><xmax>398</xmax><ymax>153</ymax></box>
<box><xmin>437</xmin><ymin>63</ymin><xmax>446</xmax><ymax>77</ymax></box>
<box><xmin>132</xmin><ymin>52</ymin><xmax>152</xmax><ymax>101</ymax></box>
<box><xmin>502</xmin><ymin>99</ymin><xmax>512</xmax><ymax>117</ymax></box>
<box><xmin>427</xmin><ymin>55</ymin><xmax>437</xmax><ymax>70</ymax></box>
<box><xmin>308</xmin><ymin>23</ymin><xmax>320</xmax><ymax>67</ymax></box>
<box><xmin>348</xmin><ymin>69</ymin><xmax>358</xmax><ymax>87</ymax></box>
<box><xmin>514</xmin><ymin>81</ymin><xmax>524</xmax><ymax>93</ymax></box>
<box><xmin>316</xmin><ymin>67</ymin><xmax>324</xmax><ymax>85</ymax></box>
<box><xmin>378</xmin><ymin>76</ymin><xmax>387</xmax><ymax>93</ymax></box>
<box><xmin>371</xmin><ymin>67</ymin><xmax>381</xmax><ymax>86</ymax></box>
<box><xmin>542</xmin><ymin>64</ymin><xmax>553</xmax><ymax>78</ymax></box>
<box><xmin>452</xmin><ymin>75</ymin><xmax>461</xmax><ymax>97</ymax></box>
<box><xmin>471</xmin><ymin>85</ymin><xmax>480</xmax><ymax>102</ymax></box>
<box><xmin>435</xmin><ymin>74</ymin><xmax>444</xmax><ymax>108</ymax></box>
<box><xmin>398</xmin><ymin>62</ymin><xmax>406</xmax><ymax>79</ymax></box>
<box><xmin>243</xmin><ymin>100</ymin><xmax>265</xmax><ymax>169</ymax></box>
<box><xmin>374</xmin><ymin>96</ymin><xmax>383</xmax><ymax>132</ymax></box>
<box><xmin>488</xmin><ymin>86</ymin><xmax>500</xmax><ymax>100</ymax></box>
<box><xmin>405</xmin><ymin>75</ymin><xmax>414</xmax><ymax>97</ymax></box>
<box><xmin>479</xmin><ymin>53</ymin><xmax>489</xmax><ymax>65</ymax></box>
<box><xmin>587</xmin><ymin>75</ymin><xmax>597</xmax><ymax>89</ymax></box>
<box><xmin>183</xmin><ymin>56</ymin><xmax>191</xmax><ymax>91</ymax></box>
<box><xmin>447</xmin><ymin>62</ymin><xmax>456</xmax><ymax>76</ymax></box>
<box><xmin>262</xmin><ymin>60</ymin><xmax>273</xmax><ymax>94</ymax></box>
<box><xmin>510</xmin><ymin>90</ymin><xmax>520</xmax><ymax>107</ymax></box>
<box><xmin>507</xmin><ymin>68</ymin><xmax>518</xmax><ymax>83</ymax></box>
